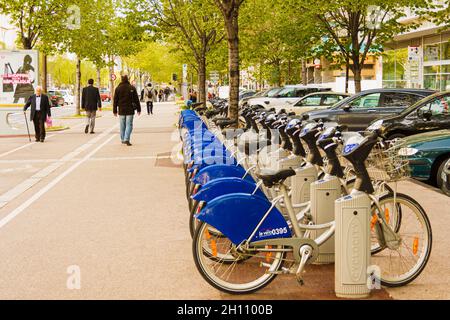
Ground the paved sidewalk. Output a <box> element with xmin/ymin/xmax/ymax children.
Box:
<box><xmin>0</xmin><ymin>102</ymin><xmax>447</xmax><ymax>299</ymax></box>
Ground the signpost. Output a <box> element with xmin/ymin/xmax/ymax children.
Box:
<box><xmin>182</xmin><ymin>64</ymin><xmax>188</xmax><ymax>100</ymax></box>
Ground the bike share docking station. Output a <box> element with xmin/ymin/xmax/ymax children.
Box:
<box><xmin>334</xmin><ymin>191</ymin><xmax>371</xmax><ymax>298</ymax></box>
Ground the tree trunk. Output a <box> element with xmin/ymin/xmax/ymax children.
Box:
<box><xmin>345</xmin><ymin>58</ymin><xmax>349</xmax><ymax>93</ymax></box>
<box><xmin>287</xmin><ymin>59</ymin><xmax>291</xmax><ymax>84</ymax></box>
<box><xmin>96</xmin><ymin>66</ymin><xmax>101</xmax><ymax>88</ymax></box>
<box><xmin>75</xmin><ymin>58</ymin><xmax>81</xmax><ymax>116</ymax></box>
<box><xmin>301</xmin><ymin>59</ymin><xmax>307</xmax><ymax>85</ymax></box>
<box><xmin>353</xmin><ymin>65</ymin><xmax>362</xmax><ymax>93</ymax></box>
<box><xmin>109</xmin><ymin>57</ymin><xmax>115</xmax><ymax>102</ymax></box>
<box><xmin>197</xmin><ymin>55</ymin><xmax>207</xmax><ymax>107</ymax></box>
<box><xmin>41</xmin><ymin>54</ymin><xmax>47</xmax><ymax>92</ymax></box>
<box><xmin>225</xmin><ymin>14</ymin><xmax>240</xmax><ymax>126</ymax></box>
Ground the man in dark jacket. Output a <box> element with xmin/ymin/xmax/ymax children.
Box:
<box><xmin>81</xmin><ymin>79</ymin><xmax>102</xmax><ymax>134</ymax></box>
<box><xmin>23</xmin><ymin>86</ymin><xmax>52</xmax><ymax>142</ymax></box>
<box><xmin>113</xmin><ymin>75</ymin><xmax>141</xmax><ymax>146</ymax></box>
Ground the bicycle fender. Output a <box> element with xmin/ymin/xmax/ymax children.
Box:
<box><xmin>192</xmin><ymin>164</ymin><xmax>253</xmax><ymax>185</ymax></box>
<box><xmin>192</xmin><ymin>177</ymin><xmax>265</xmax><ymax>202</ymax></box>
<box><xmin>188</xmin><ymin>156</ymin><xmax>237</xmax><ymax>173</ymax></box>
<box><xmin>196</xmin><ymin>193</ymin><xmax>291</xmax><ymax>245</ymax></box>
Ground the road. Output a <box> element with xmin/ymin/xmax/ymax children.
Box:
<box><xmin>0</xmin><ymin>102</ymin><xmax>447</xmax><ymax>299</ymax></box>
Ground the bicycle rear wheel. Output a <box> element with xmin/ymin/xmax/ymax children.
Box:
<box><xmin>370</xmin><ymin>193</ymin><xmax>432</xmax><ymax>287</ymax></box>
<box><xmin>193</xmin><ymin>222</ymin><xmax>285</xmax><ymax>294</ymax></box>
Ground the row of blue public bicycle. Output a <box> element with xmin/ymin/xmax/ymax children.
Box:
<box><xmin>178</xmin><ymin>101</ymin><xmax>432</xmax><ymax>295</ymax></box>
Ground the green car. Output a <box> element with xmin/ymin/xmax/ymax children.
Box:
<box><xmin>400</xmin><ymin>130</ymin><xmax>450</xmax><ymax>191</ymax></box>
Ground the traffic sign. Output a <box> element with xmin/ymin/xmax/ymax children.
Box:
<box><xmin>111</xmin><ymin>74</ymin><xmax>117</xmax><ymax>81</ymax></box>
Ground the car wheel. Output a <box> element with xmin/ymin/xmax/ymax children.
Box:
<box><xmin>441</xmin><ymin>159</ymin><xmax>450</xmax><ymax>196</ymax></box>
<box><xmin>437</xmin><ymin>156</ymin><xmax>450</xmax><ymax>189</ymax></box>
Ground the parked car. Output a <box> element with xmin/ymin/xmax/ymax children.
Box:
<box><xmin>239</xmin><ymin>90</ymin><xmax>257</xmax><ymax>101</ymax></box>
<box><xmin>304</xmin><ymin>88</ymin><xmax>436</xmax><ymax>131</ymax></box>
<box><xmin>368</xmin><ymin>91</ymin><xmax>450</xmax><ymax>140</ymax></box>
<box><xmin>240</xmin><ymin>87</ymin><xmax>282</xmax><ymax>108</ymax></box>
<box><xmin>248</xmin><ymin>84</ymin><xmax>331</xmax><ymax>109</ymax></box>
<box><xmin>59</xmin><ymin>89</ymin><xmax>74</xmax><ymax>105</ymax></box>
<box><xmin>100</xmin><ymin>89</ymin><xmax>111</xmax><ymax>102</ymax></box>
<box><xmin>47</xmin><ymin>89</ymin><xmax>65</xmax><ymax>107</ymax></box>
<box><xmin>278</xmin><ymin>92</ymin><xmax>350</xmax><ymax>114</ymax></box>
<box><xmin>400</xmin><ymin>130</ymin><xmax>450</xmax><ymax>191</ymax></box>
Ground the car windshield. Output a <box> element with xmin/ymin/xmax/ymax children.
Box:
<box><xmin>276</xmin><ymin>87</ymin><xmax>298</xmax><ymax>97</ymax></box>
<box><xmin>398</xmin><ymin>92</ymin><xmax>444</xmax><ymax>116</ymax></box>
<box><xmin>265</xmin><ymin>88</ymin><xmax>282</xmax><ymax>97</ymax></box>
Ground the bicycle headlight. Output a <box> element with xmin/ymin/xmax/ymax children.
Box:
<box><xmin>368</xmin><ymin>119</ymin><xmax>383</xmax><ymax>131</ymax></box>
<box><xmin>398</xmin><ymin>147</ymin><xmax>419</xmax><ymax>156</ymax></box>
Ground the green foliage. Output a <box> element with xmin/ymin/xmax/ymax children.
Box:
<box><xmin>0</xmin><ymin>0</ymin><xmax>69</xmax><ymax>51</ymax></box>
<box><xmin>48</xmin><ymin>55</ymin><xmax>110</xmax><ymax>88</ymax></box>
<box><xmin>124</xmin><ymin>41</ymin><xmax>183</xmax><ymax>84</ymax></box>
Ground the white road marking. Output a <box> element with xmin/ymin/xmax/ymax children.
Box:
<box><xmin>0</xmin><ymin>130</ymin><xmax>117</xmax><ymax>229</ymax></box>
<box><xmin>0</xmin><ymin>121</ymin><xmax>86</xmax><ymax>159</ymax></box>
<box><xmin>0</xmin><ymin>164</ymin><xmax>34</xmax><ymax>174</ymax></box>
<box><xmin>0</xmin><ymin>156</ymin><xmax>170</xmax><ymax>164</ymax></box>
<box><xmin>0</xmin><ymin>125</ymin><xmax>117</xmax><ymax>209</ymax></box>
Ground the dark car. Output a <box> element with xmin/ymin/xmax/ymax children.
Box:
<box><xmin>369</xmin><ymin>91</ymin><xmax>450</xmax><ymax>140</ymax></box>
<box><xmin>304</xmin><ymin>89</ymin><xmax>436</xmax><ymax>131</ymax></box>
<box><xmin>399</xmin><ymin>130</ymin><xmax>450</xmax><ymax>192</ymax></box>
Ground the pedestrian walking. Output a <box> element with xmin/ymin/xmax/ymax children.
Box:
<box><xmin>113</xmin><ymin>75</ymin><xmax>141</xmax><ymax>146</ymax></box>
<box><xmin>23</xmin><ymin>86</ymin><xmax>51</xmax><ymax>143</ymax></box>
<box><xmin>143</xmin><ymin>83</ymin><xmax>154</xmax><ymax>115</ymax></box>
<box><xmin>164</xmin><ymin>86</ymin><xmax>171</xmax><ymax>102</ymax></box>
<box><xmin>158</xmin><ymin>89</ymin><xmax>164</xmax><ymax>102</ymax></box>
<box><xmin>81</xmin><ymin>79</ymin><xmax>102</xmax><ymax>134</ymax></box>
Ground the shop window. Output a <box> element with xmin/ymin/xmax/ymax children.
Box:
<box><xmin>424</xmin><ymin>44</ymin><xmax>440</xmax><ymax>62</ymax></box>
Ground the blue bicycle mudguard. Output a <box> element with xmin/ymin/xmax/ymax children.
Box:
<box><xmin>192</xmin><ymin>164</ymin><xmax>253</xmax><ymax>185</ymax></box>
<box><xmin>188</xmin><ymin>156</ymin><xmax>237</xmax><ymax>173</ymax></box>
<box><xmin>191</xmin><ymin>148</ymin><xmax>232</xmax><ymax>164</ymax></box>
<box><xmin>184</xmin><ymin>144</ymin><xmax>231</xmax><ymax>165</ymax></box>
<box><xmin>195</xmin><ymin>193</ymin><xmax>291</xmax><ymax>245</ymax></box>
<box><xmin>192</xmin><ymin>177</ymin><xmax>265</xmax><ymax>202</ymax></box>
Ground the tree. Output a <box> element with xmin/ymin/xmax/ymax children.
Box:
<box><xmin>124</xmin><ymin>42</ymin><xmax>182</xmax><ymax>84</ymax></box>
<box><xmin>0</xmin><ymin>0</ymin><xmax>70</xmax><ymax>91</ymax></box>
<box><xmin>240</xmin><ymin>0</ymin><xmax>322</xmax><ymax>87</ymax></box>
<box><xmin>294</xmin><ymin>0</ymin><xmax>428</xmax><ymax>92</ymax></box>
<box><xmin>213</xmin><ymin>0</ymin><xmax>245</xmax><ymax>125</ymax></box>
<box><xmin>154</xmin><ymin>0</ymin><xmax>224</xmax><ymax>106</ymax></box>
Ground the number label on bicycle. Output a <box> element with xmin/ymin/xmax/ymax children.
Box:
<box><xmin>258</xmin><ymin>227</ymin><xmax>289</xmax><ymax>239</ymax></box>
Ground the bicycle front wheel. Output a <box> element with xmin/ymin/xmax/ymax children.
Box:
<box><xmin>371</xmin><ymin>193</ymin><xmax>432</xmax><ymax>287</ymax></box>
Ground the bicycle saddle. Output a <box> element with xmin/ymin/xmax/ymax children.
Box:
<box><xmin>256</xmin><ymin>168</ymin><xmax>296</xmax><ymax>187</ymax></box>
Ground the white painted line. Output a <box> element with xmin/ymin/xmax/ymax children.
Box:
<box><xmin>0</xmin><ymin>156</ymin><xmax>171</xmax><ymax>164</ymax></box>
<box><xmin>0</xmin><ymin>131</ymin><xmax>117</xmax><ymax>229</ymax></box>
<box><xmin>0</xmin><ymin>125</ymin><xmax>117</xmax><ymax>209</ymax></box>
<box><xmin>89</xmin><ymin>156</ymin><xmax>163</xmax><ymax>161</ymax></box>
<box><xmin>0</xmin><ymin>121</ymin><xmax>86</xmax><ymax>159</ymax></box>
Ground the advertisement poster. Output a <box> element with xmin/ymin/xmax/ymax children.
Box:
<box><xmin>0</xmin><ymin>50</ymin><xmax>39</xmax><ymax>105</ymax></box>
